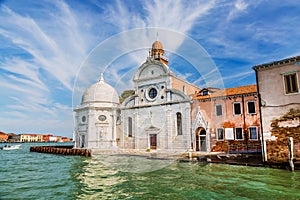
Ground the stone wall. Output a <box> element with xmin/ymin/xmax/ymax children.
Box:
<box><xmin>267</xmin><ymin>109</ymin><xmax>300</xmax><ymax>163</ymax></box>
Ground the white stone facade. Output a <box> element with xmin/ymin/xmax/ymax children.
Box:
<box><xmin>73</xmin><ymin>74</ymin><xmax>119</xmax><ymax>149</ymax></box>
<box><xmin>119</xmin><ymin>58</ymin><xmax>192</xmax><ymax>151</ymax></box>
<box><xmin>74</xmin><ymin>41</ymin><xmax>201</xmax><ymax>153</ymax></box>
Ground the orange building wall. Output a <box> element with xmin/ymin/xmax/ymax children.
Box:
<box><xmin>192</xmin><ymin>89</ymin><xmax>261</xmax><ymax>152</ymax></box>
<box><xmin>0</xmin><ymin>132</ymin><xmax>8</xmax><ymax>141</ymax></box>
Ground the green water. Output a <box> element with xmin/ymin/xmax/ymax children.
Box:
<box><xmin>1</xmin><ymin>143</ymin><xmax>299</xmax><ymax>199</ymax></box>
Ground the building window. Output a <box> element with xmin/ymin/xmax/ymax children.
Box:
<box><xmin>216</xmin><ymin>105</ymin><xmax>222</xmax><ymax>116</ymax></box>
<box><xmin>148</xmin><ymin>88</ymin><xmax>158</xmax><ymax>99</ymax></box>
<box><xmin>217</xmin><ymin>128</ymin><xmax>224</xmax><ymax>140</ymax></box>
<box><xmin>284</xmin><ymin>73</ymin><xmax>299</xmax><ymax>94</ymax></box>
<box><xmin>235</xmin><ymin>128</ymin><xmax>243</xmax><ymax>140</ymax></box>
<box><xmin>128</xmin><ymin>117</ymin><xmax>132</xmax><ymax>137</ymax></box>
<box><xmin>247</xmin><ymin>101</ymin><xmax>256</xmax><ymax>114</ymax></box>
<box><xmin>98</xmin><ymin>115</ymin><xmax>107</xmax><ymax>121</ymax></box>
<box><xmin>249</xmin><ymin>127</ymin><xmax>258</xmax><ymax>140</ymax></box>
<box><xmin>176</xmin><ymin>112</ymin><xmax>182</xmax><ymax>135</ymax></box>
<box><xmin>233</xmin><ymin>102</ymin><xmax>241</xmax><ymax>115</ymax></box>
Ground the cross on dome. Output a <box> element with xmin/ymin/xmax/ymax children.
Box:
<box><xmin>100</xmin><ymin>73</ymin><xmax>104</xmax><ymax>82</ymax></box>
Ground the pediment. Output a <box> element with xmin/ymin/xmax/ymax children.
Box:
<box><xmin>145</xmin><ymin>125</ymin><xmax>160</xmax><ymax>131</ymax></box>
<box><xmin>133</xmin><ymin>59</ymin><xmax>170</xmax><ymax>82</ymax></box>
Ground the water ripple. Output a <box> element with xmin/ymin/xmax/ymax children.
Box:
<box><xmin>1</xmin><ymin>143</ymin><xmax>300</xmax><ymax>199</ymax></box>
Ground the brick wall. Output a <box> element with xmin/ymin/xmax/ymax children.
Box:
<box><xmin>212</xmin><ymin>140</ymin><xmax>261</xmax><ymax>153</ymax></box>
<box><xmin>267</xmin><ymin>109</ymin><xmax>300</xmax><ymax>163</ymax></box>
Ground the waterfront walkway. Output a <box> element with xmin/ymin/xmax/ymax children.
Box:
<box><xmin>91</xmin><ymin>149</ymin><xmax>263</xmax><ymax>167</ymax></box>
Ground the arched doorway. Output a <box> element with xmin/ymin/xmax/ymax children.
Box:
<box><xmin>195</xmin><ymin>128</ymin><xmax>206</xmax><ymax>151</ymax></box>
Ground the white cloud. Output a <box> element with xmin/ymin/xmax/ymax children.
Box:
<box><xmin>227</xmin><ymin>0</ymin><xmax>248</xmax><ymax>21</ymax></box>
<box><xmin>144</xmin><ymin>0</ymin><xmax>215</xmax><ymax>32</ymax></box>
<box><xmin>0</xmin><ymin>2</ymin><xmax>93</xmax><ymax>135</ymax></box>
<box><xmin>235</xmin><ymin>0</ymin><xmax>248</xmax><ymax>10</ymax></box>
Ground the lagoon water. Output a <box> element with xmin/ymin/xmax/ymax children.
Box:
<box><xmin>1</xmin><ymin>143</ymin><xmax>300</xmax><ymax>199</ymax></box>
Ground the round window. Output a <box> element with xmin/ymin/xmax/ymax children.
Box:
<box><xmin>82</xmin><ymin>116</ymin><xmax>86</xmax><ymax>122</ymax></box>
<box><xmin>98</xmin><ymin>115</ymin><xmax>107</xmax><ymax>121</ymax></box>
<box><xmin>148</xmin><ymin>88</ymin><xmax>158</xmax><ymax>99</ymax></box>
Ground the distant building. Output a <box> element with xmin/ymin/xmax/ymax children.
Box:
<box><xmin>191</xmin><ymin>85</ymin><xmax>261</xmax><ymax>153</ymax></box>
<box><xmin>0</xmin><ymin>132</ymin><xmax>8</xmax><ymax>142</ymax></box>
<box><xmin>42</xmin><ymin>134</ymin><xmax>52</xmax><ymax>142</ymax></box>
<box><xmin>7</xmin><ymin>133</ymin><xmax>19</xmax><ymax>142</ymax></box>
<box><xmin>20</xmin><ymin>134</ymin><xmax>43</xmax><ymax>142</ymax></box>
<box><xmin>49</xmin><ymin>136</ymin><xmax>62</xmax><ymax>142</ymax></box>
<box><xmin>62</xmin><ymin>137</ymin><xmax>72</xmax><ymax>142</ymax></box>
<box><xmin>253</xmin><ymin>56</ymin><xmax>300</xmax><ymax>162</ymax></box>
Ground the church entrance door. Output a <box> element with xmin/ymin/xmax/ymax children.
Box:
<box><xmin>150</xmin><ymin>134</ymin><xmax>157</xmax><ymax>149</ymax></box>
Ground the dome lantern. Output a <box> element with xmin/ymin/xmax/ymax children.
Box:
<box><xmin>150</xmin><ymin>40</ymin><xmax>168</xmax><ymax>65</ymax></box>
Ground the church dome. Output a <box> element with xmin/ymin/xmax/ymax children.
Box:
<box><xmin>152</xmin><ymin>40</ymin><xmax>163</xmax><ymax>50</ymax></box>
<box><xmin>81</xmin><ymin>74</ymin><xmax>119</xmax><ymax>104</ymax></box>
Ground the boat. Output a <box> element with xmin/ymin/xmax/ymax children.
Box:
<box><xmin>0</xmin><ymin>144</ymin><xmax>21</xmax><ymax>150</ymax></box>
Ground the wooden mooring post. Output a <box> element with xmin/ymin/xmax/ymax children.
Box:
<box><xmin>288</xmin><ymin>137</ymin><xmax>294</xmax><ymax>172</ymax></box>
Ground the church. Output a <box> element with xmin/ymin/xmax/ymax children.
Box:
<box><xmin>73</xmin><ymin>40</ymin><xmax>201</xmax><ymax>153</ymax></box>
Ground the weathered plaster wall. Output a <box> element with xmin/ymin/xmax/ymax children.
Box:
<box><xmin>257</xmin><ymin>64</ymin><xmax>300</xmax><ymax>135</ymax></box>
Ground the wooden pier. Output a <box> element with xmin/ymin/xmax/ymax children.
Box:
<box><xmin>30</xmin><ymin>146</ymin><xmax>91</xmax><ymax>157</ymax></box>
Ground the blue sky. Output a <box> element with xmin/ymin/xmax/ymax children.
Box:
<box><xmin>0</xmin><ymin>0</ymin><xmax>300</xmax><ymax>137</ymax></box>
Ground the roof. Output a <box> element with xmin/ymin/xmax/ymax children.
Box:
<box><xmin>152</xmin><ymin>40</ymin><xmax>163</xmax><ymax>50</ymax></box>
<box><xmin>81</xmin><ymin>74</ymin><xmax>119</xmax><ymax>105</ymax></box>
<box><xmin>192</xmin><ymin>84</ymin><xmax>257</xmax><ymax>100</ymax></box>
<box><xmin>253</xmin><ymin>56</ymin><xmax>300</xmax><ymax>71</ymax></box>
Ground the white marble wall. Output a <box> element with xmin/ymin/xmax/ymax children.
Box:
<box><xmin>74</xmin><ymin>102</ymin><xmax>118</xmax><ymax>150</ymax></box>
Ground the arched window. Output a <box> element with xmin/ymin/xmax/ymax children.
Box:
<box><xmin>128</xmin><ymin>117</ymin><xmax>132</xmax><ymax>137</ymax></box>
<box><xmin>176</xmin><ymin>112</ymin><xmax>182</xmax><ymax>135</ymax></box>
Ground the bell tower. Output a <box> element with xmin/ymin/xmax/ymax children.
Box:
<box><xmin>150</xmin><ymin>40</ymin><xmax>168</xmax><ymax>65</ymax></box>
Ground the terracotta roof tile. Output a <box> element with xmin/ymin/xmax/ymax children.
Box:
<box><xmin>192</xmin><ymin>84</ymin><xmax>257</xmax><ymax>100</ymax></box>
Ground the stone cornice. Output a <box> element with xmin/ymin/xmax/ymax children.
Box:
<box><xmin>194</xmin><ymin>92</ymin><xmax>258</xmax><ymax>102</ymax></box>
<box><xmin>253</xmin><ymin>56</ymin><xmax>300</xmax><ymax>71</ymax></box>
